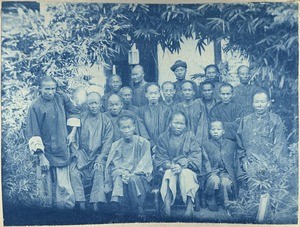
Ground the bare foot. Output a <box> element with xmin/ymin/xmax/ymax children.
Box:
<box><xmin>79</xmin><ymin>202</ymin><xmax>86</xmax><ymax>211</ymax></box>
<box><xmin>92</xmin><ymin>203</ymin><xmax>99</xmax><ymax>212</ymax></box>
<box><xmin>184</xmin><ymin>209</ymin><xmax>193</xmax><ymax>218</ymax></box>
<box><xmin>165</xmin><ymin>205</ymin><xmax>171</xmax><ymax>217</ymax></box>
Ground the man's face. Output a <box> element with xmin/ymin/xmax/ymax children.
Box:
<box><xmin>206</xmin><ymin>67</ymin><xmax>218</xmax><ymax>79</ymax></box>
<box><xmin>131</xmin><ymin>67</ymin><xmax>144</xmax><ymax>84</ymax></box>
<box><xmin>107</xmin><ymin>97</ymin><xmax>123</xmax><ymax>116</ymax></box>
<box><xmin>174</xmin><ymin>67</ymin><xmax>187</xmax><ymax>81</ymax></box>
<box><xmin>120</xmin><ymin>89</ymin><xmax>132</xmax><ymax>104</ymax></box>
<box><xmin>220</xmin><ymin>86</ymin><xmax>233</xmax><ymax>104</ymax></box>
<box><xmin>209</xmin><ymin>121</ymin><xmax>224</xmax><ymax>140</ymax></box>
<box><xmin>238</xmin><ymin>67</ymin><xmax>251</xmax><ymax>84</ymax></box>
<box><xmin>87</xmin><ymin>94</ymin><xmax>101</xmax><ymax>115</ymax></box>
<box><xmin>41</xmin><ymin>81</ymin><xmax>57</xmax><ymax>101</ymax></box>
<box><xmin>145</xmin><ymin>85</ymin><xmax>160</xmax><ymax>105</ymax></box>
<box><xmin>171</xmin><ymin>114</ymin><xmax>186</xmax><ymax>136</ymax></box>
<box><xmin>119</xmin><ymin>119</ymin><xmax>135</xmax><ymax>140</ymax></box>
<box><xmin>253</xmin><ymin>93</ymin><xmax>270</xmax><ymax>115</ymax></box>
<box><xmin>109</xmin><ymin>76</ymin><xmax>122</xmax><ymax>92</ymax></box>
<box><xmin>162</xmin><ymin>84</ymin><xmax>175</xmax><ymax>101</ymax></box>
<box><xmin>181</xmin><ymin>83</ymin><xmax>195</xmax><ymax>101</ymax></box>
<box><xmin>202</xmin><ymin>84</ymin><xmax>214</xmax><ymax>100</ymax></box>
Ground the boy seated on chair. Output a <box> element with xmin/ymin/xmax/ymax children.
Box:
<box><xmin>203</xmin><ymin>120</ymin><xmax>237</xmax><ymax>211</ymax></box>
<box><xmin>154</xmin><ymin>111</ymin><xmax>211</xmax><ymax>217</ymax></box>
<box><xmin>104</xmin><ymin>114</ymin><xmax>153</xmax><ymax>216</ymax></box>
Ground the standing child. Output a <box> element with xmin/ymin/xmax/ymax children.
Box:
<box><xmin>203</xmin><ymin>121</ymin><xmax>237</xmax><ymax>211</ymax></box>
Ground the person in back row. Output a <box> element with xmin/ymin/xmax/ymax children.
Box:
<box><xmin>210</xmin><ymin>83</ymin><xmax>244</xmax><ymax>141</ymax></box>
<box><xmin>131</xmin><ymin>65</ymin><xmax>149</xmax><ymax>107</ymax></box>
<box><xmin>138</xmin><ymin>83</ymin><xmax>171</xmax><ymax>148</ymax></box>
<box><xmin>160</xmin><ymin>81</ymin><xmax>178</xmax><ymax>108</ymax></box>
<box><xmin>118</xmin><ymin>86</ymin><xmax>139</xmax><ymax>113</ymax></box>
<box><xmin>105</xmin><ymin>114</ymin><xmax>153</xmax><ymax>216</ymax></box>
<box><xmin>199</xmin><ymin>80</ymin><xmax>217</xmax><ymax>116</ymax></box>
<box><xmin>172</xmin><ymin>80</ymin><xmax>208</xmax><ymax>145</ymax></box>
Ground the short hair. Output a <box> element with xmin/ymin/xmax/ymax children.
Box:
<box><xmin>237</xmin><ymin>65</ymin><xmax>250</xmax><ymax>74</ymax></box>
<box><xmin>205</xmin><ymin>64</ymin><xmax>220</xmax><ymax>74</ymax></box>
<box><xmin>210</xmin><ymin>120</ymin><xmax>224</xmax><ymax>129</ymax></box>
<box><xmin>170</xmin><ymin>111</ymin><xmax>188</xmax><ymax>126</ymax></box>
<box><xmin>107</xmin><ymin>93</ymin><xmax>123</xmax><ymax>104</ymax></box>
<box><xmin>109</xmin><ymin>74</ymin><xmax>122</xmax><ymax>83</ymax></box>
<box><xmin>39</xmin><ymin>76</ymin><xmax>58</xmax><ymax>88</ymax></box>
<box><xmin>117</xmin><ymin>114</ymin><xmax>136</xmax><ymax>127</ymax></box>
<box><xmin>253</xmin><ymin>90</ymin><xmax>270</xmax><ymax>101</ymax></box>
<box><xmin>161</xmin><ymin>81</ymin><xmax>175</xmax><ymax>90</ymax></box>
<box><xmin>131</xmin><ymin>64</ymin><xmax>144</xmax><ymax>73</ymax></box>
<box><xmin>200</xmin><ymin>80</ymin><xmax>215</xmax><ymax>89</ymax></box>
<box><xmin>219</xmin><ymin>83</ymin><xmax>234</xmax><ymax>92</ymax></box>
<box><xmin>180</xmin><ymin>80</ymin><xmax>195</xmax><ymax>90</ymax></box>
<box><xmin>87</xmin><ymin>91</ymin><xmax>101</xmax><ymax>100</ymax></box>
<box><xmin>145</xmin><ymin>82</ymin><xmax>160</xmax><ymax>93</ymax></box>
<box><xmin>119</xmin><ymin>86</ymin><xmax>132</xmax><ymax>95</ymax></box>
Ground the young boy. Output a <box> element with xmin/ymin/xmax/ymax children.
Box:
<box><xmin>105</xmin><ymin>115</ymin><xmax>153</xmax><ymax>216</ymax></box>
<box><xmin>104</xmin><ymin>94</ymin><xmax>149</xmax><ymax>142</ymax></box>
<box><xmin>210</xmin><ymin>83</ymin><xmax>244</xmax><ymax>140</ymax></box>
<box><xmin>203</xmin><ymin>121</ymin><xmax>237</xmax><ymax>211</ymax></box>
<box><xmin>26</xmin><ymin>76</ymin><xmax>80</xmax><ymax>209</ymax></box>
<box><xmin>70</xmin><ymin>92</ymin><xmax>114</xmax><ymax>211</ymax></box>
<box><xmin>172</xmin><ymin>80</ymin><xmax>208</xmax><ymax>145</ymax></box>
<box><xmin>154</xmin><ymin>111</ymin><xmax>210</xmax><ymax>217</ymax></box>
<box><xmin>138</xmin><ymin>83</ymin><xmax>171</xmax><ymax>147</ymax></box>
<box><xmin>118</xmin><ymin>86</ymin><xmax>139</xmax><ymax>113</ymax></box>
<box><xmin>236</xmin><ymin>91</ymin><xmax>286</xmax><ymax>178</ymax></box>
<box><xmin>160</xmin><ymin>81</ymin><xmax>177</xmax><ymax>108</ymax></box>
<box><xmin>101</xmin><ymin>74</ymin><xmax>123</xmax><ymax>112</ymax></box>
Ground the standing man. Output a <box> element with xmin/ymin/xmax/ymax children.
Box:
<box><xmin>70</xmin><ymin>92</ymin><xmax>114</xmax><ymax>211</ymax></box>
<box><xmin>118</xmin><ymin>86</ymin><xmax>139</xmax><ymax>113</ymax></box>
<box><xmin>199</xmin><ymin>80</ymin><xmax>217</xmax><ymax>116</ymax></box>
<box><xmin>160</xmin><ymin>81</ymin><xmax>177</xmax><ymax>108</ymax></box>
<box><xmin>170</xmin><ymin>60</ymin><xmax>199</xmax><ymax>102</ymax></box>
<box><xmin>202</xmin><ymin>64</ymin><xmax>223</xmax><ymax>102</ymax></box>
<box><xmin>233</xmin><ymin>65</ymin><xmax>264</xmax><ymax>116</ymax></box>
<box><xmin>131</xmin><ymin>65</ymin><xmax>149</xmax><ymax>107</ymax></box>
<box><xmin>26</xmin><ymin>76</ymin><xmax>80</xmax><ymax>209</ymax></box>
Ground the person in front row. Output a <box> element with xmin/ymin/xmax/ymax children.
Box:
<box><xmin>105</xmin><ymin>114</ymin><xmax>153</xmax><ymax>216</ymax></box>
<box><xmin>203</xmin><ymin>121</ymin><xmax>237</xmax><ymax>212</ymax></box>
<box><xmin>154</xmin><ymin>111</ymin><xmax>210</xmax><ymax>217</ymax></box>
<box><xmin>70</xmin><ymin>92</ymin><xmax>114</xmax><ymax>211</ymax></box>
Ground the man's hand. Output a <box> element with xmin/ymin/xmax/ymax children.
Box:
<box><xmin>122</xmin><ymin>170</ymin><xmax>132</xmax><ymax>184</ymax></box>
<box><xmin>67</xmin><ymin>133</ymin><xmax>76</xmax><ymax>146</ymax></box>
<box><xmin>242</xmin><ymin>160</ymin><xmax>250</xmax><ymax>172</ymax></box>
<box><xmin>39</xmin><ymin>154</ymin><xmax>50</xmax><ymax>172</ymax></box>
<box><xmin>171</xmin><ymin>164</ymin><xmax>182</xmax><ymax>174</ymax></box>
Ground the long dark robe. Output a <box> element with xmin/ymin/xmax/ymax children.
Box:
<box><xmin>104</xmin><ymin>109</ymin><xmax>150</xmax><ymax>142</ymax></box>
<box><xmin>26</xmin><ymin>93</ymin><xmax>79</xmax><ymax>167</ymax></box>
<box><xmin>154</xmin><ymin>129</ymin><xmax>211</xmax><ymax>176</ymax></box>
<box><xmin>173</xmin><ymin>79</ymin><xmax>199</xmax><ymax>102</ymax></box>
<box><xmin>203</xmin><ymin>138</ymin><xmax>238</xmax><ymax>196</ymax></box>
<box><xmin>138</xmin><ymin>103</ymin><xmax>171</xmax><ymax>147</ymax></box>
<box><xmin>172</xmin><ymin>99</ymin><xmax>208</xmax><ymax>145</ymax></box>
<box><xmin>210</xmin><ymin>101</ymin><xmax>244</xmax><ymax>140</ymax></box>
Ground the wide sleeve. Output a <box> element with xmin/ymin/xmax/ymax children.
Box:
<box><xmin>154</xmin><ymin>134</ymin><xmax>171</xmax><ymax>169</ymax></box>
<box><xmin>60</xmin><ymin>92</ymin><xmax>81</xmax><ymax>127</ymax></box>
<box><xmin>133</xmin><ymin>139</ymin><xmax>153</xmax><ymax>178</ymax></box>
<box><xmin>26</xmin><ymin>105</ymin><xmax>44</xmax><ymax>154</ymax></box>
<box><xmin>97</xmin><ymin>117</ymin><xmax>114</xmax><ymax>165</ymax></box>
<box><xmin>134</xmin><ymin>114</ymin><xmax>151</xmax><ymax>141</ymax></box>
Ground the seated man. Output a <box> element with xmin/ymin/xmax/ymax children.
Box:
<box><xmin>210</xmin><ymin>83</ymin><xmax>244</xmax><ymax>140</ymax></box>
<box><xmin>154</xmin><ymin>111</ymin><xmax>210</xmax><ymax>217</ymax></box>
<box><xmin>118</xmin><ymin>86</ymin><xmax>139</xmax><ymax>113</ymax></box>
<box><xmin>203</xmin><ymin>121</ymin><xmax>237</xmax><ymax>211</ymax></box>
<box><xmin>70</xmin><ymin>92</ymin><xmax>114</xmax><ymax>211</ymax></box>
<box><xmin>104</xmin><ymin>94</ymin><xmax>149</xmax><ymax>142</ymax></box>
<box><xmin>160</xmin><ymin>81</ymin><xmax>177</xmax><ymax>108</ymax></box>
<box><xmin>105</xmin><ymin>114</ymin><xmax>153</xmax><ymax>216</ymax></box>
<box><xmin>172</xmin><ymin>80</ymin><xmax>208</xmax><ymax>145</ymax></box>
<box><xmin>236</xmin><ymin>91</ymin><xmax>286</xmax><ymax>180</ymax></box>
<box><xmin>138</xmin><ymin>83</ymin><xmax>171</xmax><ymax>147</ymax></box>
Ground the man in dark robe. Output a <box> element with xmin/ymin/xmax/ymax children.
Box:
<box><xmin>137</xmin><ymin>83</ymin><xmax>171</xmax><ymax>148</ymax></box>
<box><xmin>170</xmin><ymin>60</ymin><xmax>199</xmax><ymax>102</ymax></box>
<box><xmin>101</xmin><ymin>74</ymin><xmax>122</xmax><ymax>112</ymax></box>
<box><xmin>203</xmin><ymin>121</ymin><xmax>237</xmax><ymax>211</ymax></box>
<box><xmin>232</xmin><ymin>65</ymin><xmax>264</xmax><ymax>116</ymax></box>
<box><xmin>104</xmin><ymin>94</ymin><xmax>149</xmax><ymax>142</ymax></box>
<box><xmin>154</xmin><ymin>111</ymin><xmax>211</xmax><ymax>217</ymax></box>
<box><xmin>236</xmin><ymin>91</ymin><xmax>286</xmax><ymax>179</ymax></box>
<box><xmin>160</xmin><ymin>81</ymin><xmax>178</xmax><ymax>108</ymax></box>
<box><xmin>210</xmin><ymin>83</ymin><xmax>244</xmax><ymax>140</ymax></box>
<box><xmin>172</xmin><ymin>81</ymin><xmax>208</xmax><ymax>145</ymax></box>
<box><xmin>70</xmin><ymin>92</ymin><xmax>113</xmax><ymax>211</ymax></box>
<box><xmin>131</xmin><ymin>65</ymin><xmax>149</xmax><ymax>107</ymax></box>
<box><xmin>105</xmin><ymin>114</ymin><xmax>153</xmax><ymax>216</ymax></box>
<box><xmin>118</xmin><ymin>86</ymin><xmax>139</xmax><ymax>113</ymax></box>
<box><xmin>26</xmin><ymin>76</ymin><xmax>80</xmax><ymax>209</ymax></box>
<box><xmin>199</xmin><ymin>80</ymin><xmax>217</xmax><ymax>116</ymax></box>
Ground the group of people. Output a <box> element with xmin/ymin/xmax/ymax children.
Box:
<box><xmin>26</xmin><ymin>60</ymin><xmax>286</xmax><ymax>218</ymax></box>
